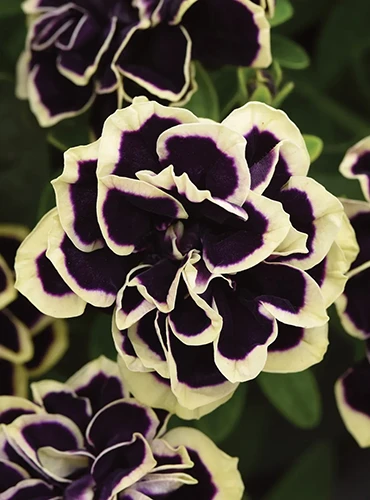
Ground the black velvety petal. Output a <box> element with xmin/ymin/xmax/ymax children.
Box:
<box><xmin>182</xmin><ymin>0</ymin><xmax>260</xmax><ymax>67</ymax></box>
<box><xmin>87</xmin><ymin>400</ymin><xmax>157</xmax><ymax>452</ymax></box>
<box><xmin>112</xmin><ymin>114</ymin><xmax>181</xmax><ymax>178</ymax></box>
<box><xmin>39</xmin><ymin>389</ymin><xmax>91</xmax><ymax>433</ymax></box>
<box><xmin>341</xmin><ymin>359</ymin><xmax>370</xmax><ymax>417</ymax></box>
<box><xmin>340</xmin><ymin>268</ymin><xmax>370</xmax><ymax>338</ymax></box>
<box><xmin>30</xmin><ymin>53</ymin><xmax>95</xmax><ymax>124</ymax></box>
<box><xmin>1</xmin><ymin>479</ymin><xmax>56</xmax><ymax>500</ymax></box>
<box><xmin>36</xmin><ymin>251</ymin><xmax>74</xmax><ymax>297</ymax></box>
<box><xmin>168</xmin><ymin>334</ymin><xmax>227</xmax><ymax>388</ymax></box>
<box><xmin>349</xmin><ymin>211</ymin><xmax>370</xmax><ymax>270</ymax></box>
<box><xmin>90</xmin><ymin>91</ymin><xmax>121</xmax><ymax>139</ymax></box>
<box><xmin>0</xmin><ymin>459</ymin><xmax>28</xmax><ymax>492</ymax></box>
<box><xmin>8</xmin><ymin>295</ymin><xmax>44</xmax><ymax>332</ymax></box>
<box><xmin>116</xmin><ymin>24</ymin><xmax>190</xmax><ymax>99</ymax></box>
<box><xmin>64</xmin><ymin>474</ymin><xmax>95</xmax><ymax>500</ymax></box>
<box><xmin>0</xmin><ymin>359</ymin><xmax>24</xmax><ymax>396</ymax></box>
<box><xmin>268</xmin><ymin>322</ymin><xmax>304</xmax><ymax>352</ymax></box>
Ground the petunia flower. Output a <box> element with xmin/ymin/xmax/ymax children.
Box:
<box><xmin>15</xmin><ymin>97</ymin><xmax>353</xmax><ymax>416</ymax></box>
<box><xmin>0</xmin><ymin>225</ymin><xmax>68</xmax><ymax>396</ymax></box>
<box><xmin>333</xmin><ymin>137</ymin><xmax>370</xmax><ymax>446</ymax></box>
<box><xmin>16</xmin><ymin>0</ymin><xmax>271</xmax><ymax>133</ymax></box>
<box><xmin>0</xmin><ymin>356</ymin><xmax>244</xmax><ymax>499</ymax></box>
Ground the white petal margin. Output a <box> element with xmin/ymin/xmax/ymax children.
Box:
<box><xmin>112</xmin><ymin>317</ymin><xmax>152</xmax><ymax>374</ymax></box>
<box><xmin>335</xmin><ymin>371</ymin><xmax>370</xmax><ymax>448</ymax></box>
<box><xmin>242</xmin><ymin>0</ymin><xmax>272</xmax><ymax>68</ymax></box>
<box><xmin>97</xmin><ymin>96</ymin><xmax>199</xmax><ymax>179</ymax></box>
<box><xmin>263</xmin><ymin>323</ymin><xmax>329</xmax><ymax>373</ymax></box>
<box><xmin>280</xmin><ymin>177</ymin><xmax>344</xmax><ymax>270</ymax></box>
<box><xmin>66</xmin><ymin>355</ymin><xmax>129</xmax><ymax>399</ymax></box>
<box><xmin>0</xmin><ymin>310</ymin><xmax>33</xmax><ymax>364</ymax></box>
<box><xmin>156</xmin><ymin>122</ymin><xmax>250</xmax><ymax>206</ymax></box>
<box><xmin>163</xmin><ymin>427</ymin><xmax>244</xmax><ymax>500</ymax></box>
<box><xmin>214</xmin><ymin>304</ymin><xmax>278</xmax><ymax>383</ymax></box>
<box><xmin>52</xmin><ymin>140</ymin><xmax>104</xmax><ymax>252</ymax></box>
<box><xmin>0</xmin><ymin>479</ymin><xmax>55</xmax><ymax>500</ymax></box>
<box><xmin>223</xmin><ymin>101</ymin><xmax>310</xmax><ymax>176</ymax></box>
<box><xmin>259</xmin><ymin>262</ymin><xmax>329</xmax><ymax>328</ymax></box>
<box><xmin>117</xmin><ymin>355</ymin><xmax>238</xmax><ymax>420</ymax></box>
<box><xmin>0</xmin><ymin>255</ymin><xmax>16</xmax><ymax>309</ymax></box>
<box><xmin>4</xmin><ymin>413</ymin><xmax>85</xmax><ymax>482</ymax></box>
<box><xmin>339</xmin><ymin>135</ymin><xmax>370</xmax><ymax>201</ymax></box>
<box><xmin>14</xmin><ymin>209</ymin><xmax>87</xmax><ymax>318</ymax></box>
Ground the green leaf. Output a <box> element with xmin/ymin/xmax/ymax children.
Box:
<box><xmin>316</xmin><ymin>0</ymin><xmax>370</xmax><ymax>88</ymax></box>
<box><xmin>0</xmin><ymin>80</ymin><xmax>49</xmax><ymax>226</ymax></box>
<box><xmin>88</xmin><ymin>312</ymin><xmax>117</xmax><ymax>361</ymax></box>
<box><xmin>271</xmin><ymin>81</ymin><xmax>294</xmax><ymax>108</ymax></box>
<box><xmin>258</xmin><ymin>370</ymin><xmax>322</xmax><ymax>429</ymax></box>
<box><xmin>271</xmin><ymin>34</ymin><xmax>310</xmax><ymax>70</ymax></box>
<box><xmin>250</xmin><ymin>84</ymin><xmax>272</xmax><ymax>104</ymax></box>
<box><xmin>270</xmin><ymin>0</ymin><xmax>294</xmax><ymax>27</ymax></box>
<box><xmin>210</xmin><ymin>66</ymin><xmax>239</xmax><ymax>119</ymax></box>
<box><xmin>303</xmin><ymin>134</ymin><xmax>324</xmax><ymax>163</ymax></box>
<box><xmin>194</xmin><ymin>385</ymin><xmax>247</xmax><ymax>443</ymax></box>
<box><xmin>0</xmin><ymin>0</ymin><xmax>22</xmax><ymax>18</ymax></box>
<box><xmin>48</xmin><ymin>113</ymin><xmax>91</xmax><ymax>151</ymax></box>
<box><xmin>185</xmin><ymin>62</ymin><xmax>220</xmax><ymax>121</ymax></box>
<box><xmin>263</xmin><ymin>442</ymin><xmax>333</xmax><ymax>500</ymax></box>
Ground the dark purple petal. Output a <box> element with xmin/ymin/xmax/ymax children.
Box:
<box><xmin>348</xmin><ymin>210</ymin><xmax>370</xmax><ymax>271</ymax></box>
<box><xmin>0</xmin><ymin>360</ymin><xmax>27</xmax><ymax>397</ymax></box>
<box><xmin>0</xmin><ymin>459</ymin><xmax>28</xmax><ymax>492</ymax></box>
<box><xmin>116</xmin><ymin>24</ymin><xmax>190</xmax><ymax>100</ymax></box>
<box><xmin>64</xmin><ymin>474</ymin><xmax>95</xmax><ymax>500</ymax></box>
<box><xmin>0</xmin><ymin>478</ymin><xmax>56</xmax><ymax>500</ymax></box>
<box><xmin>182</xmin><ymin>0</ymin><xmax>262</xmax><ymax>67</ymax></box>
<box><xmin>268</xmin><ymin>322</ymin><xmax>304</xmax><ymax>352</ymax></box>
<box><xmin>87</xmin><ymin>400</ymin><xmax>158</xmax><ymax>452</ymax></box>
<box><xmin>8</xmin><ymin>295</ymin><xmax>44</xmax><ymax>333</ymax></box>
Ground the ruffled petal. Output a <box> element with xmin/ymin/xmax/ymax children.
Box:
<box><xmin>14</xmin><ymin>209</ymin><xmax>86</xmax><ymax>318</ymax></box>
<box><xmin>335</xmin><ymin>359</ymin><xmax>370</xmax><ymax>447</ymax></box>
<box><xmin>339</xmin><ymin>135</ymin><xmax>370</xmax><ymax>201</ymax></box>
<box><xmin>52</xmin><ymin>140</ymin><xmax>104</xmax><ymax>252</ymax></box>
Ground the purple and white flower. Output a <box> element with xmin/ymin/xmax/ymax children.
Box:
<box><xmin>16</xmin><ymin>0</ymin><xmax>271</xmax><ymax>132</ymax></box>
<box><xmin>15</xmin><ymin>98</ymin><xmax>353</xmax><ymax>415</ymax></box>
<box><xmin>0</xmin><ymin>225</ymin><xmax>68</xmax><ymax>396</ymax></box>
<box><xmin>0</xmin><ymin>356</ymin><xmax>244</xmax><ymax>499</ymax></box>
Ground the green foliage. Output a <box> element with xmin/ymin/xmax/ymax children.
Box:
<box><xmin>185</xmin><ymin>62</ymin><xmax>220</xmax><ymax>121</ymax></box>
<box><xmin>272</xmin><ymin>34</ymin><xmax>310</xmax><ymax>69</ymax></box>
<box><xmin>263</xmin><ymin>442</ymin><xmax>333</xmax><ymax>500</ymax></box>
<box><xmin>48</xmin><ymin>113</ymin><xmax>91</xmax><ymax>151</ymax></box>
<box><xmin>270</xmin><ymin>0</ymin><xmax>294</xmax><ymax>27</ymax></box>
<box><xmin>194</xmin><ymin>385</ymin><xmax>247</xmax><ymax>443</ymax></box>
<box><xmin>258</xmin><ymin>371</ymin><xmax>322</xmax><ymax>429</ymax></box>
<box><xmin>303</xmin><ymin>134</ymin><xmax>324</xmax><ymax>163</ymax></box>
<box><xmin>88</xmin><ymin>312</ymin><xmax>117</xmax><ymax>361</ymax></box>
<box><xmin>0</xmin><ymin>0</ymin><xmax>22</xmax><ymax>19</ymax></box>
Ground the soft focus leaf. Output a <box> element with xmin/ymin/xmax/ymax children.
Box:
<box><xmin>270</xmin><ymin>0</ymin><xmax>294</xmax><ymax>27</ymax></box>
<box><xmin>210</xmin><ymin>66</ymin><xmax>239</xmax><ymax>119</ymax></box>
<box><xmin>0</xmin><ymin>80</ymin><xmax>49</xmax><ymax>226</ymax></box>
<box><xmin>250</xmin><ymin>84</ymin><xmax>272</xmax><ymax>104</ymax></box>
<box><xmin>185</xmin><ymin>62</ymin><xmax>220</xmax><ymax>121</ymax></box>
<box><xmin>271</xmin><ymin>81</ymin><xmax>295</xmax><ymax>108</ymax></box>
<box><xmin>48</xmin><ymin>113</ymin><xmax>91</xmax><ymax>151</ymax></box>
<box><xmin>258</xmin><ymin>370</ymin><xmax>322</xmax><ymax>429</ymax></box>
<box><xmin>0</xmin><ymin>1</ymin><xmax>22</xmax><ymax>18</ymax></box>
<box><xmin>194</xmin><ymin>385</ymin><xmax>247</xmax><ymax>443</ymax></box>
<box><xmin>316</xmin><ymin>0</ymin><xmax>370</xmax><ymax>88</ymax></box>
<box><xmin>37</xmin><ymin>182</ymin><xmax>56</xmax><ymax>220</ymax></box>
<box><xmin>89</xmin><ymin>312</ymin><xmax>116</xmax><ymax>361</ymax></box>
<box><xmin>272</xmin><ymin>34</ymin><xmax>310</xmax><ymax>70</ymax></box>
<box><xmin>263</xmin><ymin>442</ymin><xmax>333</xmax><ymax>500</ymax></box>
<box><xmin>303</xmin><ymin>134</ymin><xmax>324</xmax><ymax>163</ymax></box>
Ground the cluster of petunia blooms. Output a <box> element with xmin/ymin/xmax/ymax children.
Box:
<box><xmin>334</xmin><ymin>137</ymin><xmax>370</xmax><ymax>448</ymax></box>
<box><xmin>0</xmin><ymin>356</ymin><xmax>244</xmax><ymax>499</ymax></box>
<box><xmin>14</xmin><ymin>96</ymin><xmax>359</xmax><ymax>419</ymax></box>
<box><xmin>16</xmin><ymin>0</ymin><xmax>272</xmax><ymax>134</ymax></box>
<box><xmin>0</xmin><ymin>225</ymin><xmax>67</xmax><ymax>396</ymax></box>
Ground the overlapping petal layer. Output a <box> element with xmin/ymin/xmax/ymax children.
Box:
<box><xmin>17</xmin><ymin>0</ymin><xmax>271</xmax><ymax>131</ymax></box>
<box><xmin>0</xmin><ymin>225</ymin><xmax>68</xmax><ymax>396</ymax></box>
<box><xmin>0</xmin><ymin>356</ymin><xmax>243</xmax><ymax>499</ymax></box>
<box><xmin>15</xmin><ymin>98</ymin><xmax>350</xmax><ymax>415</ymax></box>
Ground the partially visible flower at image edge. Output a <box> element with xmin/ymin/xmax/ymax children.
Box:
<box><xmin>334</xmin><ymin>136</ymin><xmax>370</xmax><ymax>447</ymax></box>
<box><xmin>16</xmin><ymin>0</ymin><xmax>271</xmax><ymax>133</ymax></box>
<box><xmin>14</xmin><ymin>97</ymin><xmax>357</xmax><ymax>418</ymax></box>
<box><xmin>0</xmin><ymin>224</ymin><xmax>68</xmax><ymax>396</ymax></box>
<box><xmin>0</xmin><ymin>356</ymin><xmax>243</xmax><ymax>500</ymax></box>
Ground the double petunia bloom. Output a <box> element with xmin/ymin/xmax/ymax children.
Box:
<box><xmin>0</xmin><ymin>225</ymin><xmax>68</xmax><ymax>396</ymax></box>
<box><xmin>15</xmin><ymin>97</ymin><xmax>356</xmax><ymax>417</ymax></box>
<box><xmin>0</xmin><ymin>356</ymin><xmax>243</xmax><ymax>499</ymax></box>
<box><xmin>334</xmin><ymin>137</ymin><xmax>370</xmax><ymax>447</ymax></box>
<box><xmin>16</xmin><ymin>0</ymin><xmax>271</xmax><ymax>132</ymax></box>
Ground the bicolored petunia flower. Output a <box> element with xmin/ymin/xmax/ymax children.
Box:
<box><xmin>16</xmin><ymin>0</ymin><xmax>271</xmax><ymax>133</ymax></box>
<box><xmin>15</xmin><ymin>97</ymin><xmax>352</xmax><ymax>416</ymax></box>
<box><xmin>0</xmin><ymin>356</ymin><xmax>244</xmax><ymax>499</ymax></box>
<box><xmin>0</xmin><ymin>225</ymin><xmax>68</xmax><ymax>396</ymax></box>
